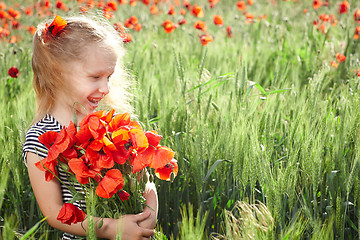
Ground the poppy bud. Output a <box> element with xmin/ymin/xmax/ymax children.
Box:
<box><xmin>130</xmin><ymin>177</ymin><xmax>136</xmax><ymax>193</ymax></box>
<box><xmin>170</xmin><ymin>172</ymin><xmax>176</xmax><ymax>182</ymax></box>
<box><xmin>58</xmin><ymin>161</ymin><xmax>69</xmax><ymax>171</ymax></box>
<box><xmin>149</xmin><ymin>173</ymin><xmax>154</xmax><ymax>182</ymax></box>
<box><xmin>143</xmin><ymin>172</ymin><xmax>148</xmax><ymax>183</ymax></box>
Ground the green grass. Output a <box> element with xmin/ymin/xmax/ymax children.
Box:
<box><xmin>1</xmin><ymin>0</ymin><xmax>360</xmax><ymax>239</ymax></box>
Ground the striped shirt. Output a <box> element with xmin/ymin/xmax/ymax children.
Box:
<box><xmin>22</xmin><ymin>114</ymin><xmax>85</xmax><ymax>240</ymax></box>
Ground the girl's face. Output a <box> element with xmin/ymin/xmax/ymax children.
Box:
<box><xmin>56</xmin><ymin>44</ymin><xmax>117</xmax><ymax>122</ymax></box>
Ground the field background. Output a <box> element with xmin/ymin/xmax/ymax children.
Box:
<box><xmin>1</xmin><ymin>0</ymin><xmax>360</xmax><ymax>239</ymax></box>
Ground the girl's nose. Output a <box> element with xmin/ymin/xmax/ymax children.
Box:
<box><xmin>99</xmin><ymin>79</ymin><xmax>110</xmax><ymax>96</ymax></box>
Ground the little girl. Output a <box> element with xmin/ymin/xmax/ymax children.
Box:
<box><xmin>22</xmin><ymin>14</ymin><xmax>157</xmax><ymax>240</ymax></box>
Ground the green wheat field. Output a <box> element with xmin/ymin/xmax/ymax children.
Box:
<box><xmin>1</xmin><ymin>0</ymin><xmax>360</xmax><ymax>239</ymax></box>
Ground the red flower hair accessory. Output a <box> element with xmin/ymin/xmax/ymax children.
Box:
<box><xmin>45</xmin><ymin>15</ymin><xmax>67</xmax><ymax>38</ymax></box>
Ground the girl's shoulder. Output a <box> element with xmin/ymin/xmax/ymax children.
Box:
<box><xmin>22</xmin><ymin>114</ymin><xmax>62</xmax><ymax>163</ymax></box>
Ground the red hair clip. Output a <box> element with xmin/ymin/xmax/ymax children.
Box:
<box><xmin>45</xmin><ymin>15</ymin><xmax>67</xmax><ymax>37</ymax></box>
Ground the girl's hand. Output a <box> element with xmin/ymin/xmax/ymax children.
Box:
<box><xmin>115</xmin><ymin>211</ymin><xmax>155</xmax><ymax>240</ymax></box>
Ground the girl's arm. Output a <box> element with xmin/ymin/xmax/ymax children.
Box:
<box><xmin>26</xmin><ymin>152</ymin><xmax>154</xmax><ymax>240</ymax></box>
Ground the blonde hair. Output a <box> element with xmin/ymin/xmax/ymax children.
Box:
<box><xmin>31</xmin><ymin>14</ymin><xmax>133</xmax><ymax>123</ymax></box>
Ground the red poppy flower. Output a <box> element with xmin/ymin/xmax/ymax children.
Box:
<box><xmin>107</xmin><ymin>0</ymin><xmax>118</xmax><ymax>11</ymax></box>
<box><xmin>124</xmin><ymin>16</ymin><xmax>138</xmax><ymax>29</ymax></box>
<box><xmin>68</xmin><ymin>156</ymin><xmax>101</xmax><ymax>184</ymax></box>
<box><xmin>354</xmin><ymin>9</ymin><xmax>360</xmax><ymax>23</ymax></box>
<box><xmin>8</xmin><ymin>66</ymin><xmax>19</xmax><ymax>78</ymax></box>
<box><xmin>129</xmin><ymin>0</ymin><xmax>136</xmax><ymax>7</ymax></box>
<box><xmin>25</xmin><ymin>6</ymin><xmax>33</xmax><ymax>16</ymax></box>
<box><xmin>247</xmin><ymin>0</ymin><xmax>254</xmax><ymax>5</ymax></box>
<box><xmin>118</xmin><ymin>0</ymin><xmax>127</xmax><ymax>4</ymax></box>
<box><xmin>155</xmin><ymin>159</ymin><xmax>178</xmax><ymax>181</ymax></box>
<box><xmin>150</xmin><ymin>5</ymin><xmax>159</xmax><ymax>15</ymax></box>
<box><xmin>8</xmin><ymin>7</ymin><xmax>21</xmax><ymax>19</ymax></box>
<box><xmin>192</xmin><ymin>4</ymin><xmax>204</xmax><ymax>18</ymax></box>
<box><xmin>96</xmin><ymin>169</ymin><xmax>124</xmax><ymax>198</ymax></box>
<box><xmin>336</xmin><ymin>53</ymin><xmax>346</xmax><ymax>63</ymax></box>
<box><xmin>36</xmin><ymin>124</ymin><xmax>77</xmax><ymax>181</ymax></box>
<box><xmin>194</xmin><ymin>20</ymin><xmax>207</xmax><ymax>31</ymax></box>
<box><xmin>45</xmin><ymin>15</ymin><xmax>67</xmax><ymax>37</ymax></box>
<box><xmin>28</xmin><ymin>26</ymin><xmax>36</xmax><ymax>35</ymax></box>
<box><xmin>199</xmin><ymin>33</ymin><xmax>214</xmax><ymax>46</ymax></box>
<box><xmin>168</xmin><ymin>5</ymin><xmax>175</xmax><ymax>15</ymax></box>
<box><xmin>178</xmin><ymin>18</ymin><xmax>187</xmax><ymax>25</ymax></box>
<box><xmin>338</xmin><ymin>1</ymin><xmax>350</xmax><ymax>14</ymax></box>
<box><xmin>119</xmin><ymin>190</ymin><xmax>130</xmax><ymax>201</ymax></box>
<box><xmin>162</xmin><ymin>20</ymin><xmax>177</xmax><ymax>33</ymax></box>
<box><xmin>209</xmin><ymin>0</ymin><xmax>219</xmax><ymax>8</ymax></box>
<box><xmin>312</xmin><ymin>0</ymin><xmax>322</xmax><ymax>10</ymax></box>
<box><xmin>0</xmin><ymin>2</ymin><xmax>6</xmax><ymax>10</ymax></box>
<box><xmin>213</xmin><ymin>15</ymin><xmax>223</xmax><ymax>26</ymax></box>
<box><xmin>354</xmin><ymin>26</ymin><xmax>360</xmax><ymax>39</ymax></box>
<box><xmin>226</xmin><ymin>26</ymin><xmax>233</xmax><ymax>37</ymax></box>
<box><xmin>183</xmin><ymin>0</ymin><xmax>191</xmax><ymax>10</ymax></box>
<box><xmin>331</xmin><ymin>61</ymin><xmax>338</xmax><ymax>68</ymax></box>
<box><xmin>142</xmin><ymin>0</ymin><xmax>150</xmax><ymax>5</ymax></box>
<box><xmin>180</xmin><ymin>9</ymin><xmax>187</xmax><ymax>15</ymax></box>
<box><xmin>236</xmin><ymin>1</ymin><xmax>247</xmax><ymax>11</ymax></box>
<box><xmin>57</xmin><ymin>203</ymin><xmax>86</xmax><ymax>225</ymax></box>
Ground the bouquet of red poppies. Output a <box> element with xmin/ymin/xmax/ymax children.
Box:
<box><xmin>35</xmin><ymin>109</ymin><xmax>178</xmax><ymax>225</ymax></box>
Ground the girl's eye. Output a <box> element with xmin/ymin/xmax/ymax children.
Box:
<box><xmin>93</xmin><ymin>76</ymin><xmax>100</xmax><ymax>79</ymax></box>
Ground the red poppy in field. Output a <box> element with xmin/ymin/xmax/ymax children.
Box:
<box><xmin>155</xmin><ymin>159</ymin><xmax>178</xmax><ymax>181</ymax></box>
<box><xmin>118</xmin><ymin>0</ymin><xmax>127</xmax><ymax>4</ymax></box>
<box><xmin>150</xmin><ymin>4</ymin><xmax>158</xmax><ymax>15</ymax></box>
<box><xmin>312</xmin><ymin>0</ymin><xmax>322</xmax><ymax>10</ymax></box>
<box><xmin>338</xmin><ymin>1</ymin><xmax>349</xmax><ymax>14</ymax></box>
<box><xmin>213</xmin><ymin>15</ymin><xmax>223</xmax><ymax>26</ymax></box>
<box><xmin>183</xmin><ymin>0</ymin><xmax>191</xmax><ymax>10</ymax></box>
<box><xmin>119</xmin><ymin>190</ymin><xmax>130</xmax><ymax>201</ymax></box>
<box><xmin>354</xmin><ymin>9</ymin><xmax>360</xmax><ymax>23</ymax></box>
<box><xmin>124</xmin><ymin>16</ymin><xmax>138</xmax><ymax>29</ymax></box>
<box><xmin>331</xmin><ymin>61</ymin><xmax>338</xmax><ymax>68</ymax></box>
<box><xmin>107</xmin><ymin>0</ymin><xmax>118</xmax><ymax>11</ymax></box>
<box><xmin>336</xmin><ymin>53</ymin><xmax>346</xmax><ymax>63</ymax></box>
<box><xmin>199</xmin><ymin>33</ymin><xmax>214</xmax><ymax>46</ymax></box>
<box><xmin>25</xmin><ymin>6</ymin><xmax>33</xmax><ymax>16</ymax></box>
<box><xmin>226</xmin><ymin>26</ymin><xmax>233</xmax><ymax>37</ymax></box>
<box><xmin>245</xmin><ymin>12</ymin><xmax>255</xmax><ymax>23</ymax></box>
<box><xmin>134</xmin><ymin>23</ymin><xmax>142</xmax><ymax>31</ymax></box>
<box><xmin>142</xmin><ymin>0</ymin><xmax>150</xmax><ymax>5</ymax></box>
<box><xmin>354</xmin><ymin>26</ymin><xmax>360</xmax><ymax>39</ymax></box>
<box><xmin>57</xmin><ymin>203</ymin><xmax>86</xmax><ymax>225</ymax></box>
<box><xmin>8</xmin><ymin>7</ymin><xmax>21</xmax><ymax>19</ymax></box>
<box><xmin>178</xmin><ymin>18</ymin><xmax>187</xmax><ymax>25</ymax></box>
<box><xmin>56</xmin><ymin>0</ymin><xmax>67</xmax><ymax>10</ymax></box>
<box><xmin>28</xmin><ymin>25</ymin><xmax>36</xmax><ymax>35</ymax></box>
<box><xmin>209</xmin><ymin>0</ymin><xmax>219</xmax><ymax>8</ymax></box>
<box><xmin>129</xmin><ymin>0</ymin><xmax>136</xmax><ymax>7</ymax></box>
<box><xmin>180</xmin><ymin>8</ymin><xmax>186</xmax><ymax>15</ymax></box>
<box><xmin>167</xmin><ymin>5</ymin><xmax>175</xmax><ymax>15</ymax></box>
<box><xmin>11</xmin><ymin>20</ymin><xmax>20</xmax><ymax>29</ymax></box>
<box><xmin>247</xmin><ymin>0</ymin><xmax>254</xmax><ymax>5</ymax></box>
<box><xmin>194</xmin><ymin>20</ymin><xmax>207</xmax><ymax>31</ymax></box>
<box><xmin>329</xmin><ymin>14</ymin><xmax>337</xmax><ymax>26</ymax></box>
<box><xmin>8</xmin><ymin>66</ymin><xmax>19</xmax><ymax>78</ymax></box>
<box><xmin>96</xmin><ymin>169</ymin><xmax>124</xmax><ymax>198</ymax></box>
<box><xmin>0</xmin><ymin>2</ymin><xmax>6</xmax><ymax>10</ymax></box>
<box><xmin>161</xmin><ymin>19</ymin><xmax>177</xmax><ymax>33</ymax></box>
<box><xmin>236</xmin><ymin>1</ymin><xmax>246</xmax><ymax>11</ymax></box>
<box><xmin>192</xmin><ymin>4</ymin><xmax>204</xmax><ymax>18</ymax></box>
